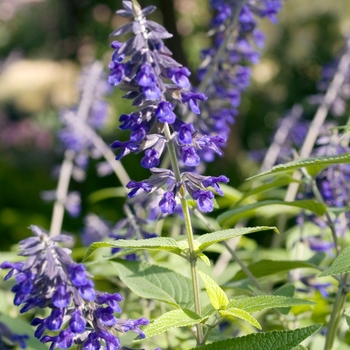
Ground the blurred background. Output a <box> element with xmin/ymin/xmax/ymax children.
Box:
<box><xmin>0</xmin><ymin>0</ymin><xmax>350</xmax><ymax>248</ymax></box>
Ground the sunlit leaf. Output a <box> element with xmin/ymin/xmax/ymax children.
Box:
<box><xmin>190</xmin><ymin>324</ymin><xmax>322</xmax><ymax>349</ymax></box>
<box><xmin>135</xmin><ymin>309</ymin><xmax>207</xmax><ymax>339</ymax></box>
<box><xmin>219</xmin><ymin>308</ymin><xmax>261</xmax><ymax>329</ymax></box>
<box><xmin>198</xmin><ymin>271</ymin><xmax>228</xmax><ymax>310</ymax></box>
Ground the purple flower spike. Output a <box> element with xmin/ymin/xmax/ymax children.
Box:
<box><xmin>156</xmin><ymin>101</ymin><xmax>176</xmax><ymax>124</ymax></box>
<box><xmin>193</xmin><ymin>190</ymin><xmax>215</xmax><ymax>212</ymax></box>
<box><xmin>52</xmin><ymin>285</ymin><xmax>70</xmax><ymax>308</ymax></box>
<box><xmin>167</xmin><ymin>67</ymin><xmax>191</xmax><ymax>88</ymax></box>
<box><xmin>159</xmin><ymin>192</ymin><xmax>176</xmax><ymax>214</ymax></box>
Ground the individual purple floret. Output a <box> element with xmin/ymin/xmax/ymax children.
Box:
<box><xmin>0</xmin><ymin>225</ymin><xmax>148</xmax><ymax>349</ymax></box>
<box><xmin>0</xmin><ymin>321</ymin><xmax>28</xmax><ymax>349</ymax></box>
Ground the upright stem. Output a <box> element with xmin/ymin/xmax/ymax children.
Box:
<box><xmin>163</xmin><ymin>123</ymin><xmax>204</xmax><ymax>345</ymax></box>
<box><xmin>324</xmin><ymin>274</ymin><xmax>349</xmax><ymax>350</ymax></box>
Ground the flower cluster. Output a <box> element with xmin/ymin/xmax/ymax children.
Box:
<box><xmin>197</xmin><ymin>0</ymin><xmax>282</xmax><ymax>142</ymax></box>
<box><xmin>108</xmin><ymin>0</ymin><xmax>229</xmax><ymax>214</ymax></box>
<box><xmin>0</xmin><ymin>226</ymin><xmax>148</xmax><ymax>349</ymax></box>
<box><xmin>0</xmin><ymin>321</ymin><xmax>28</xmax><ymax>349</ymax></box>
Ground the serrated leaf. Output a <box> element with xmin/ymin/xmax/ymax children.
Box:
<box><xmin>198</xmin><ymin>271</ymin><xmax>228</xmax><ymax>310</ymax></box>
<box><xmin>111</xmin><ymin>260</ymin><xmax>194</xmax><ymax>309</ymax></box>
<box><xmin>135</xmin><ymin>309</ymin><xmax>206</xmax><ymax>340</ymax></box>
<box><xmin>219</xmin><ymin>308</ymin><xmax>261</xmax><ymax>329</ymax></box>
<box><xmin>218</xmin><ymin>200</ymin><xmax>326</xmax><ymax>227</ymax></box>
<box><xmin>248</xmin><ymin>153</ymin><xmax>350</xmax><ymax>180</ymax></box>
<box><xmin>227</xmin><ymin>295</ymin><xmax>315</xmax><ymax>313</ymax></box>
<box><xmin>232</xmin><ymin>260</ymin><xmax>321</xmax><ymax>281</ymax></box>
<box><xmin>190</xmin><ymin>324</ymin><xmax>322</xmax><ymax>350</ymax></box>
<box><xmin>197</xmin><ymin>227</ymin><xmax>279</xmax><ymax>252</ymax></box>
<box><xmin>319</xmin><ymin>244</ymin><xmax>350</xmax><ymax>276</ymax></box>
<box><xmin>84</xmin><ymin>237</ymin><xmax>182</xmax><ymax>260</ymax></box>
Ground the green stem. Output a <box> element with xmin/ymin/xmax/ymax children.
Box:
<box><xmin>163</xmin><ymin>123</ymin><xmax>204</xmax><ymax>345</ymax></box>
<box><xmin>324</xmin><ymin>274</ymin><xmax>349</xmax><ymax>350</ymax></box>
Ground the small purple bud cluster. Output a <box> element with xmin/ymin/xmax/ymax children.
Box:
<box><xmin>0</xmin><ymin>226</ymin><xmax>148</xmax><ymax>349</ymax></box>
<box><xmin>108</xmin><ymin>1</ymin><xmax>229</xmax><ymax>213</ymax></box>
<box><xmin>0</xmin><ymin>321</ymin><xmax>28</xmax><ymax>349</ymax></box>
<box><xmin>197</xmin><ymin>0</ymin><xmax>282</xmax><ymax>141</ymax></box>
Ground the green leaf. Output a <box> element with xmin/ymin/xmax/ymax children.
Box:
<box><xmin>291</xmin><ymin>346</ymin><xmax>308</xmax><ymax>350</ymax></box>
<box><xmin>111</xmin><ymin>260</ymin><xmax>194</xmax><ymax>309</ymax></box>
<box><xmin>227</xmin><ymin>295</ymin><xmax>315</xmax><ymax>313</ymax></box>
<box><xmin>219</xmin><ymin>308</ymin><xmax>261</xmax><ymax>329</ymax></box>
<box><xmin>218</xmin><ymin>200</ymin><xmax>326</xmax><ymax>227</ymax></box>
<box><xmin>198</xmin><ymin>271</ymin><xmax>228</xmax><ymax>310</ymax></box>
<box><xmin>232</xmin><ymin>260</ymin><xmax>321</xmax><ymax>281</ymax></box>
<box><xmin>135</xmin><ymin>309</ymin><xmax>206</xmax><ymax>339</ymax></box>
<box><xmin>319</xmin><ymin>244</ymin><xmax>350</xmax><ymax>276</ymax></box>
<box><xmin>0</xmin><ymin>314</ymin><xmax>48</xmax><ymax>350</ymax></box>
<box><xmin>248</xmin><ymin>153</ymin><xmax>350</xmax><ymax>180</ymax></box>
<box><xmin>84</xmin><ymin>237</ymin><xmax>182</xmax><ymax>260</ymax></box>
<box><xmin>190</xmin><ymin>324</ymin><xmax>322</xmax><ymax>350</ymax></box>
<box><xmin>88</xmin><ymin>187</ymin><xmax>126</xmax><ymax>203</ymax></box>
<box><xmin>237</xmin><ymin>175</ymin><xmax>302</xmax><ymax>205</ymax></box>
<box><xmin>272</xmin><ymin>284</ymin><xmax>296</xmax><ymax>315</ymax></box>
<box><xmin>198</xmin><ymin>253</ymin><xmax>211</xmax><ymax>266</ymax></box>
<box><xmin>197</xmin><ymin>227</ymin><xmax>279</xmax><ymax>251</ymax></box>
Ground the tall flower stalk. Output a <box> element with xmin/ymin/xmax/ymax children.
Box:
<box><xmin>108</xmin><ymin>0</ymin><xmax>231</xmax><ymax>344</ymax></box>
